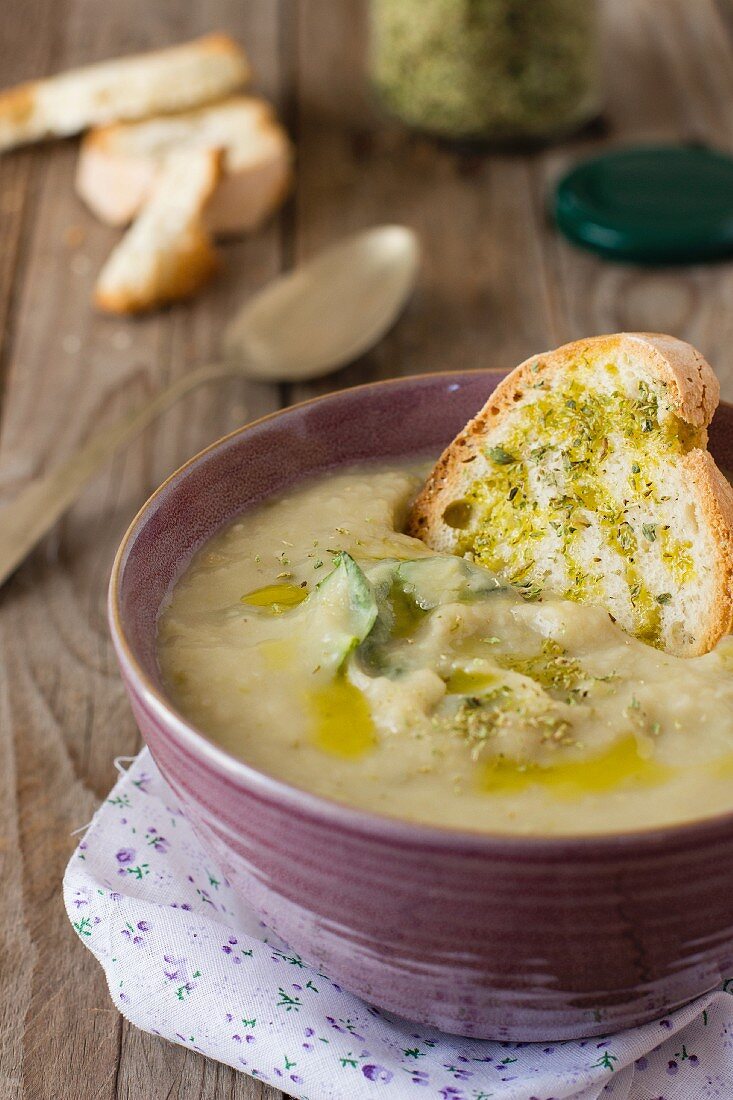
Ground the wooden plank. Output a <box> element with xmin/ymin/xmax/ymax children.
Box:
<box><xmin>0</xmin><ymin>0</ymin><xmax>62</xmax><ymax>406</ymax></box>
<box><xmin>0</xmin><ymin>0</ymin><xmax>287</xmax><ymax>1097</ymax></box>
<box><xmin>0</xmin><ymin>0</ymin><xmax>66</xmax><ymax>1091</ymax></box>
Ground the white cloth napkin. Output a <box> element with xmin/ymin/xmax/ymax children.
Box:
<box><xmin>64</xmin><ymin>749</ymin><xmax>733</xmax><ymax>1100</ymax></box>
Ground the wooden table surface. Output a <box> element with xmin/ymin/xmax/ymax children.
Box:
<box><xmin>3</xmin><ymin>0</ymin><xmax>733</xmax><ymax>1096</ymax></box>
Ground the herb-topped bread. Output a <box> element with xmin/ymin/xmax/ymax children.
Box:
<box><xmin>408</xmin><ymin>333</ymin><xmax>733</xmax><ymax>656</ymax></box>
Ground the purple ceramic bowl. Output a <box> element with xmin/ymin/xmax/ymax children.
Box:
<box><xmin>109</xmin><ymin>371</ymin><xmax>733</xmax><ymax>1041</ymax></box>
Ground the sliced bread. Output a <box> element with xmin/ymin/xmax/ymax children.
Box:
<box><xmin>76</xmin><ymin>96</ymin><xmax>292</xmax><ymax>234</ymax></box>
<box><xmin>94</xmin><ymin>147</ymin><xmax>220</xmax><ymax>314</ymax></box>
<box><xmin>408</xmin><ymin>333</ymin><xmax>733</xmax><ymax>656</ymax></box>
<box><xmin>0</xmin><ymin>34</ymin><xmax>249</xmax><ymax>153</ymax></box>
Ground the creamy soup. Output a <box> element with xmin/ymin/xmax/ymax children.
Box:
<box><xmin>158</xmin><ymin>463</ymin><xmax>733</xmax><ymax>835</ymax></box>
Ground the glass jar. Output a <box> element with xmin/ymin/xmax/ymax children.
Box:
<box><xmin>370</xmin><ymin>0</ymin><xmax>600</xmax><ymax>145</ymax></box>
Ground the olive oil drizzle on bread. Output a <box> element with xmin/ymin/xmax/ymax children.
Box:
<box><xmin>408</xmin><ymin>334</ymin><xmax>733</xmax><ymax>656</ymax></box>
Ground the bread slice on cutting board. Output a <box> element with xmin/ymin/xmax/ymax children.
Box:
<box><xmin>94</xmin><ymin>147</ymin><xmax>220</xmax><ymax>314</ymax></box>
<box><xmin>0</xmin><ymin>34</ymin><xmax>249</xmax><ymax>153</ymax></box>
<box><xmin>76</xmin><ymin>96</ymin><xmax>292</xmax><ymax>235</ymax></box>
<box><xmin>408</xmin><ymin>333</ymin><xmax>733</xmax><ymax>656</ymax></box>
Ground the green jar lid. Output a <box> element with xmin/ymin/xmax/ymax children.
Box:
<box><xmin>554</xmin><ymin>145</ymin><xmax>733</xmax><ymax>264</ymax></box>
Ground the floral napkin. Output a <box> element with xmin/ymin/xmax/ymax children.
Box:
<box><xmin>64</xmin><ymin>749</ymin><xmax>733</xmax><ymax>1100</ymax></box>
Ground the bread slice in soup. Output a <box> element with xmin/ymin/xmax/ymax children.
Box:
<box><xmin>409</xmin><ymin>333</ymin><xmax>733</xmax><ymax>656</ymax></box>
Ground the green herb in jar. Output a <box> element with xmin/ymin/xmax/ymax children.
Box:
<box><xmin>370</xmin><ymin>0</ymin><xmax>600</xmax><ymax>142</ymax></box>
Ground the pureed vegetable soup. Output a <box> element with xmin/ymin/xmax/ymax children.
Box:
<box><xmin>157</xmin><ymin>463</ymin><xmax>733</xmax><ymax>835</ymax></box>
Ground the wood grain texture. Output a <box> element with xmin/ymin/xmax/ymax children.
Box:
<box><xmin>2</xmin><ymin>1</ymin><xmax>733</xmax><ymax>1097</ymax></box>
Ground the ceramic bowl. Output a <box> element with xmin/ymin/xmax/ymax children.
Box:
<box><xmin>109</xmin><ymin>371</ymin><xmax>733</xmax><ymax>1041</ymax></box>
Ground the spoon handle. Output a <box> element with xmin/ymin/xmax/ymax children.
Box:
<box><xmin>0</xmin><ymin>360</ymin><xmax>242</xmax><ymax>589</ymax></box>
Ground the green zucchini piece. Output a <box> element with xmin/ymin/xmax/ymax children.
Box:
<box><xmin>397</xmin><ymin>556</ymin><xmax>505</xmax><ymax>609</ymax></box>
<box><xmin>303</xmin><ymin>552</ymin><xmax>379</xmax><ymax>672</ymax></box>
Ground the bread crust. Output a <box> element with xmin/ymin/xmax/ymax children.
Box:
<box><xmin>94</xmin><ymin>148</ymin><xmax>221</xmax><ymax>315</ymax></box>
<box><xmin>408</xmin><ymin>333</ymin><xmax>733</xmax><ymax>656</ymax></box>
<box><xmin>681</xmin><ymin>448</ymin><xmax>733</xmax><ymax>652</ymax></box>
<box><xmin>0</xmin><ymin>84</ymin><xmax>36</xmax><ymax>132</ymax></box>
<box><xmin>0</xmin><ymin>34</ymin><xmax>249</xmax><ymax>152</ymax></box>
<box><xmin>93</xmin><ymin>230</ymin><xmax>219</xmax><ymax>314</ymax></box>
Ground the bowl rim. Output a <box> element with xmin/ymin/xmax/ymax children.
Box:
<box><xmin>109</xmin><ymin>369</ymin><xmax>733</xmax><ymax>856</ymax></box>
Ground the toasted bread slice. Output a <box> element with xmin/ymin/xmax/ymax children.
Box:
<box><xmin>76</xmin><ymin>96</ymin><xmax>292</xmax><ymax>234</ymax></box>
<box><xmin>0</xmin><ymin>34</ymin><xmax>249</xmax><ymax>153</ymax></box>
<box><xmin>408</xmin><ymin>334</ymin><xmax>733</xmax><ymax>656</ymax></box>
<box><xmin>94</xmin><ymin>148</ymin><xmax>220</xmax><ymax>314</ymax></box>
